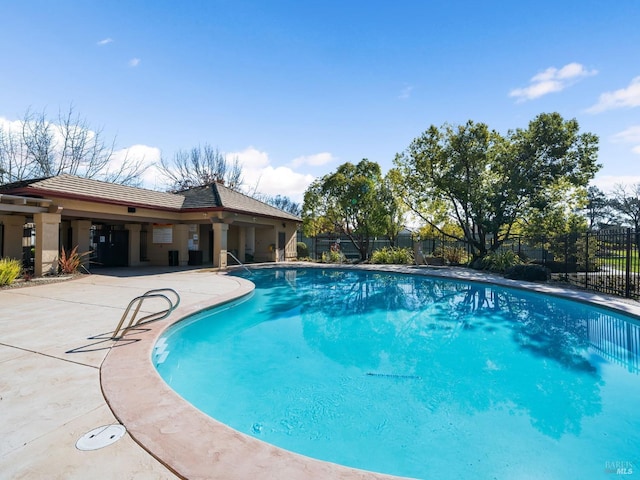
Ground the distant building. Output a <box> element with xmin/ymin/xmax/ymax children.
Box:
<box><xmin>0</xmin><ymin>175</ymin><xmax>301</xmax><ymax>276</ymax></box>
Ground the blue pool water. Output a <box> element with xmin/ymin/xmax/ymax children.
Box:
<box><xmin>155</xmin><ymin>268</ymin><xmax>640</xmax><ymax>479</ymax></box>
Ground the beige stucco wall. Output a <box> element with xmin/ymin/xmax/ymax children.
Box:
<box><xmin>50</xmin><ymin>198</ymin><xmax>184</xmax><ymax>224</ymax></box>
<box><xmin>0</xmin><ymin>192</ymin><xmax>300</xmax><ymax>275</ymax></box>
<box><xmin>284</xmin><ymin>223</ymin><xmax>298</xmax><ymax>261</ymax></box>
<box><xmin>199</xmin><ymin>224</ymin><xmax>212</xmax><ymax>263</ymax></box>
<box><xmin>34</xmin><ymin>213</ymin><xmax>61</xmax><ymax>276</ymax></box>
<box><xmin>254</xmin><ymin>226</ymin><xmax>276</xmax><ymax>262</ymax></box>
<box><xmin>0</xmin><ymin>214</ymin><xmax>26</xmax><ymax>261</ymax></box>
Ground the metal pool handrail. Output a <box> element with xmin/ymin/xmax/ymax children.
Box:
<box><xmin>226</xmin><ymin>251</ymin><xmax>253</xmax><ymax>275</ymax></box>
<box><xmin>111</xmin><ymin>288</ymin><xmax>180</xmax><ymax>340</ymax></box>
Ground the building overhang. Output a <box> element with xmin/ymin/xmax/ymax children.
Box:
<box><xmin>0</xmin><ymin>194</ymin><xmax>53</xmax><ymax>214</ymax></box>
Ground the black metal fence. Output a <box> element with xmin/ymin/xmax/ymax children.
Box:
<box><xmin>298</xmin><ymin>228</ymin><xmax>640</xmax><ymax>300</ymax></box>
<box><xmin>297</xmin><ymin>232</ymin><xmax>414</xmax><ymax>262</ymax></box>
<box><xmin>556</xmin><ymin>229</ymin><xmax>639</xmax><ymax>300</ymax></box>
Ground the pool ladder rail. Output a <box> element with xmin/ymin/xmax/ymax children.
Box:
<box><xmin>226</xmin><ymin>251</ymin><xmax>253</xmax><ymax>275</ymax></box>
<box><xmin>111</xmin><ymin>288</ymin><xmax>180</xmax><ymax>340</ymax></box>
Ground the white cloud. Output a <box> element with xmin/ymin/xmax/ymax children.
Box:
<box><xmin>243</xmin><ymin>165</ymin><xmax>314</xmax><ymax>203</ymax></box>
<box><xmin>97</xmin><ymin>38</ymin><xmax>113</xmax><ymax>46</ymax></box>
<box><xmin>587</xmin><ymin>77</ymin><xmax>640</xmax><ymax>113</ymax></box>
<box><xmin>226</xmin><ymin>147</ymin><xmax>315</xmax><ymax>203</ymax></box>
<box><xmin>592</xmin><ymin>175</ymin><xmax>640</xmax><ymax>193</ymax></box>
<box><xmin>0</xmin><ymin>116</ymin><xmax>24</xmax><ymax>133</ymax></box>
<box><xmin>291</xmin><ymin>152</ymin><xmax>335</xmax><ymax>168</ymax></box>
<box><xmin>111</xmin><ymin>144</ymin><xmax>162</xmax><ymax>188</ymax></box>
<box><xmin>128</xmin><ymin>58</ymin><xmax>141</xmax><ymax>67</ymax></box>
<box><xmin>611</xmin><ymin>125</ymin><xmax>640</xmax><ymax>156</ymax></box>
<box><xmin>398</xmin><ymin>85</ymin><xmax>414</xmax><ymax>100</ymax></box>
<box><xmin>612</xmin><ymin>125</ymin><xmax>640</xmax><ymax>144</ymax></box>
<box><xmin>509</xmin><ymin>62</ymin><xmax>597</xmax><ymax>102</ymax></box>
<box><xmin>228</xmin><ymin>146</ymin><xmax>270</xmax><ymax>169</ymax></box>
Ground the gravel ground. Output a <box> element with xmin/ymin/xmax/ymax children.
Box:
<box><xmin>0</xmin><ymin>274</ymin><xmax>81</xmax><ymax>290</ymax></box>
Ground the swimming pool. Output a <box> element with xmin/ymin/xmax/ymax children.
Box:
<box><xmin>154</xmin><ymin>267</ymin><xmax>640</xmax><ymax>479</ymax></box>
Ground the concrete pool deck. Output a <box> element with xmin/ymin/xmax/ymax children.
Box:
<box><xmin>2</xmin><ymin>264</ymin><xmax>640</xmax><ymax>479</ymax></box>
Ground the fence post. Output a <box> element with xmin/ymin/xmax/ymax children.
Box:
<box><xmin>626</xmin><ymin>228</ymin><xmax>632</xmax><ymax>298</ymax></box>
<box><xmin>564</xmin><ymin>234</ymin><xmax>569</xmax><ymax>282</ymax></box>
<box><xmin>585</xmin><ymin>231</ymin><xmax>589</xmax><ymax>289</ymax></box>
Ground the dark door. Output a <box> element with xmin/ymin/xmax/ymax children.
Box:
<box><xmin>278</xmin><ymin>231</ymin><xmax>286</xmax><ymax>261</ymax></box>
<box><xmin>92</xmin><ymin>228</ymin><xmax>129</xmax><ymax>267</ymax></box>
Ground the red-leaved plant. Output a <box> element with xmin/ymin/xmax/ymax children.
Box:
<box><xmin>59</xmin><ymin>246</ymin><xmax>91</xmax><ymax>274</ymax></box>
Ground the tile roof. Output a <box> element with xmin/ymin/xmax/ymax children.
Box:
<box><xmin>0</xmin><ymin>174</ymin><xmax>185</xmax><ymax>209</ymax></box>
<box><xmin>0</xmin><ymin>175</ymin><xmax>301</xmax><ymax>221</ymax></box>
<box><xmin>180</xmin><ymin>183</ymin><xmax>301</xmax><ymax>221</ymax></box>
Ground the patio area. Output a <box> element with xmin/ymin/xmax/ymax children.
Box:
<box><xmin>0</xmin><ymin>266</ymin><xmax>251</xmax><ymax>479</ymax></box>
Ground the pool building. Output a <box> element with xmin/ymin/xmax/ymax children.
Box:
<box><xmin>0</xmin><ymin>174</ymin><xmax>301</xmax><ymax>276</ymax></box>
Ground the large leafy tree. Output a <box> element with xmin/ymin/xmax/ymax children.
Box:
<box><xmin>379</xmin><ymin>169</ymin><xmax>407</xmax><ymax>246</ymax></box>
<box><xmin>302</xmin><ymin>159</ymin><xmax>393</xmax><ymax>261</ymax></box>
<box><xmin>393</xmin><ymin>113</ymin><xmax>600</xmax><ymax>260</ymax></box>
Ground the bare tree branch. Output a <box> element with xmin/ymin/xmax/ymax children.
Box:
<box><xmin>158</xmin><ymin>144</ymin><xmax>243</xmax><ymax>192</ymax></box>
<box><xmin>0</xmin><ymin>105</ymin><xmax>146</xmax><ymax>186</ymax></box>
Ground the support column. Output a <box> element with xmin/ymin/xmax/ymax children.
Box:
<box><xmin>174</xmin><ymin>224</ymin><xmax>190</xmax><ymax>266</ymax></box>
<box><xmin>125</xmin><ymin>224</ymin><xmax>141</xmax><ymax>266</ymax></box>
<box><xmin>71</xmin><ymin>220</ymin><xmax>92</xmax><ymax>270</ymax></box>
<box><xmin>245</xmin><ymin>227</ymin><xmax>255</xmax><ymax>262</ymax></box>
<box><xmin>413</xmin><ymin>239</ymin><xmax>424</xmax><ymax>265</ymax></box>
<box><xmin>212</xmin><ymin>223</ymin><xmax>229</xmax><ymax>268</ymax></box>
<box><xmin>34</xmin><ymin>212</ymin><xmax>61</xmax><ymax>276</ymax></box>
<box><xmin>0</xmin><ymin>215</ymin><xmax>26</xmax><ymax>261</ymax></box>
<box><xmin>238</xmin><ymin>227</ymin><xmax>246</xmax><ymax>262</ymax></box>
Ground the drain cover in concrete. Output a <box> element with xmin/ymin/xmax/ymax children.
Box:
<box><xmin>76</xmin><ymin>425</ymin><xmax>126</xmax><ymax>451</ymax></box>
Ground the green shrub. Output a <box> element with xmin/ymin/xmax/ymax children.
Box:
<box><xmin>435</xmin><ymin>245</ymin><xmax>469</xmax><ymax>265</ymax></box>
<box><xmin>322</xmin><ymin>249</ymin><xmax>346</xmax><ymax>263</ymax></box>
<box><xmin>296</xmin><ymin>242</ymin><xmax>309</xmax><ymax>259</ymax></box>
<box><xmin>371</xmin><ymin>247</ymin><xmax>414</xmax><ymax>265</ymax></box>
<box><xmin>474</xmin><ymin>250</ymin><xmax>523</xmax><ymax>272</ymax></box>
<box><xmin>504</xmin><ymin>264</ymin><xmax>550</xmax><ymax>281</ymax></box>
<box><xmin>0</xmin><ymin>258</ymin><xmax>22</xmax><ymax>286</ymax></box>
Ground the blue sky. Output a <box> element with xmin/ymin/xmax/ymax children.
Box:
<box><xmin>1</xmin><ymin>1</ymin><xmax>639</xmax><ymax>202</ymax></box>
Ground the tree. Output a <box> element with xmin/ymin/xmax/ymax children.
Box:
<box><xmin>0</xmin><ymin>123</ymin><xmax>32</xmax><ymax>182</ymax></box>
<box><xmin>0</xmin><ymin>106</ymin><xmax>145</xmax><ymax>186</ymax></box>
<box><xmin>608</xmin><ymin>183</ymin><xmax>640</xmax><ymax>257</ymax></box>
<box><xmin>584</xmin><ymin>185</ymin><xmax>611</xmax><ymax>230</ymax></box>
<box><xmin>302</xmin><ymin>159</ymin><xmax>391</xmax><ymax>261</ymax></box>
<box><xmin>158</xmin><ymin>144</ymin><xmax>242</xmax><ymax>192</ymax></box>
<box><xmin>608</xmin><ymin>183</ymin><xmax>640</xmax><ymax>231</ymax></box>
<box><xmin>380</xmin><ymin>169</ymin><xmax>407</xmax><ymax>246</ymax></box>
<box><xmin>393</xmin><ymin>113</ymin><xmax>600</xmax><ymax>260</ymax></box>
<box><xmin>260</xmin><ymin>194</ymin><xmax>301</xmax><ymax>217</ymax></box>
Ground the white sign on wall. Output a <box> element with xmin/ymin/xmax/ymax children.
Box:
<box><xmin>153</xmin><ymin>226</ymin><xmax>173</xmax><ymax>244</ymax></box>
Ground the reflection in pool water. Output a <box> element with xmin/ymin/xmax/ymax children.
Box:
<box><xmin>155</xmin><ymin>268</ymin><xmax>640</xmax><ymax>479</ymax></box>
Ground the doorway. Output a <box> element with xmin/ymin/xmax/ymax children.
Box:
<box><xmin>91</xmin><ymin>226</ymin><xmax>129</xmax><ymax>267</ymax></box>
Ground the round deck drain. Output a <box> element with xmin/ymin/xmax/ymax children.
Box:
<box><xmin>76</xmin><ymin>425</ymin><xmax>126</xmax><ymax>451</ymax></box>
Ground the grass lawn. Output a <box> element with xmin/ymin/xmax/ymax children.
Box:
<box><xmin>598</xmin><ymin>248</ymin><xmax>640</xmax><ymax>270</ymax></box>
